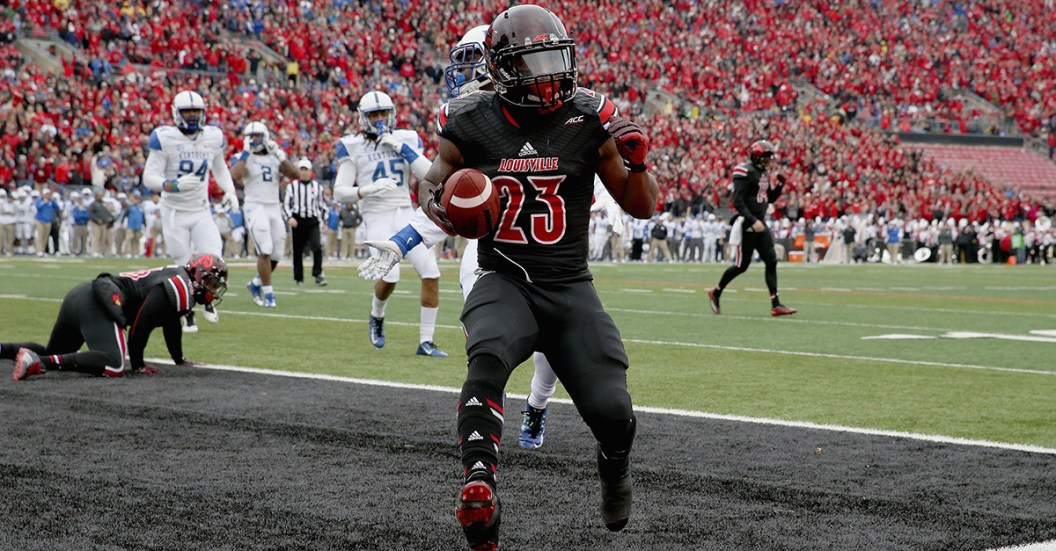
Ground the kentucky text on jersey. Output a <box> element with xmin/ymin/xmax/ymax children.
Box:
<box><xmin>174</xmin><ymin>149</ymin><xmax>213</xmax><ymax>160</ymax></box>
<box><xmin>498</xmin><ymin>157</ymin><xmax>560</xmax><ymax>172</ymax></box>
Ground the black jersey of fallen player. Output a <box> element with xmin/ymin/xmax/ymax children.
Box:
<box><xmin>110</xmin><ymin>265</ymin><xmax>196</xmax><ymax>321</ymax></box>
<box><xmin>437</xmin><ymin>88</ymin><xmax>617</xmax><ymax>284</ymax></box>
<box><xmin>730</xmin><ymin>162</ymin><xmax>783</xmax><ymax>228</ymax></box>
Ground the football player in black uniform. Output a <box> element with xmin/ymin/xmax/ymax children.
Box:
<box><xmin>417</xmin><ymin>6</ymin><xmax>659</xmax><ymax>550</ymax></box>
<box><xmin>2</xmin><ymin>254</ymin><xmax>228</xmax><ymax>380</ymax></box>
<box><xmin>707</xmin><ymin>140</ymin><xmax>797</xmax><ymax>316</ymax></box>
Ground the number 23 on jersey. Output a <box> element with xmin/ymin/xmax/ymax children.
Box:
<box><xmin>493</xmin><ymin>175</ymin><xmax>567</xmax><ymax>245</ymax></box>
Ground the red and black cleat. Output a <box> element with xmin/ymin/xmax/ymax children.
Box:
<box><xmin>456</xmin><ymin>479</ymin><xmax>501</xmax><ymax>551</ymax></box>
<box><xmin>707</xmin><ymin>289</ymin><xmax>721</xmax><ymax>315</ymax></box>
<box><xmin>771</xmin><ymin>304</ymin><xmax>797</xmax><ymax>317</ymax></box>
<box><xmin>12</xmin><ymin>348</ymin><xmax>43</xmax><ymax>381</ymax></box>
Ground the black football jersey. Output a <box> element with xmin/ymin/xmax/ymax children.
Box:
<box><xmin>437</xmin><ymin>88</ymin><xmax>618</xmax><ymax>283</ymax></box>
<box><xmin>111</xmin><ymin>266</ymin><xmax>196</xmax><ymax>320</ymax></box>
<box><xmin>731</xmin><ymin>162</ymin><xmax>783</xmax><ymax>228</ymax></box>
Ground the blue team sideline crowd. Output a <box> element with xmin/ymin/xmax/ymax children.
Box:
<box><xmin>3</xmin><ymin>182</ymin><xmax>1052</xmax><ymax>266</ymax></box>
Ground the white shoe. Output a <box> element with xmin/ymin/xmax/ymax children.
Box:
<box><xmin>203</xmin><ymin>304</ymin><xmax>219</xmax><ymax>323</ymax></box>
<box><xmin>182</xmin><ymin>312</ymin><xmax>199</xmax><ymax>333</ymax></box>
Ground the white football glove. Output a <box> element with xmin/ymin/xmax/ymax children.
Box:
<box><xmin>377</xmin><ymin>133</ymin><xmax>401</xmax><ymax>152</ymax></box>
<box><xmin>265</xmin><ymin>139</ymin><xmax>287</xmax><ymax>163</ymax></box>
<box><xmin>608</xmin><ymin>202</ymin><xmax>624</xmax><ymax>235</ymax></box>
<box><xmin>357</xmin><ymin>179</ymin><xmax>399</xmax><ymax>198</ymax></box>
<box><xmin>175</xmin><ymin>173</ymin><xmax>204</xmax><ymax>193</ymax></box>
<box><xmin>357</xmin><ymin>240</ymin><xmax>404</xmax><ymax>281</ymax></box>
<box><xmin>223</xmin><ymin>191</ymin><xmax>240</xmax><ymax>213</ymax></box>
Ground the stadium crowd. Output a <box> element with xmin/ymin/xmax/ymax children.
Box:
<box><xmin>3</xmin><ymin>0</ymin><xmax>1056</xmax><ymax>265</ymax></box>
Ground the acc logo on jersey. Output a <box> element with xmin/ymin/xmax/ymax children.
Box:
<box><xmin>564</xmin><ymin>115</ymin><xmax>584</xmax><ymax>126</ymax></box>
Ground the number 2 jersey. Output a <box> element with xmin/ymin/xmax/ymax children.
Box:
<box><xmin>147</xmin><ymin>125</ymin><xmax>227</xmax><ymax>212</ymax></box>
<box><xmin>334</xmin><ymin>130</ymin><xmax>423</xmax><ymax>214</ymax></box>
<box><xmin>437</xmin><ymin>88</ymin><xmax>618</xmax><ymax>284</ymax></box>
<box><xmin>239</xmin><ymin>152</ymin><xmax>283</xmax><ymax>206</ymax></box>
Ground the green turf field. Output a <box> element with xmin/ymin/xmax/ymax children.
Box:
<box><xmin>2</xmin><ymin>257</ymin><xmax>1054</xmax><ymax>448</ymax></box>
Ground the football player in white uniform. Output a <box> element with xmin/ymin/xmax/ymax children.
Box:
<box><xmin>356</xmin><ymin>25</ymin><xmax>624</xmax><ymax>450</ymax></box>
<box><xmin>232</xmin><ymin>121</ymin><xmax>299</xmax><ymax>308</ymax></box>
<box><xmin>142</xmin><ymin>90</ymin><xmax>239</xmax><ymax>331</ymax></box>
<box><xmin>333</xmin><ymin>90</ymin><xmax>447</xmax><ymax>357</ymax></box>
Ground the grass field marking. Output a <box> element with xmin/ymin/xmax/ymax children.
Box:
<box><xmin>166</xmin><ymin>360</ymin><xmax>1056</xmax><ymax>456</ymax></box>
<box><xmin>595</xmin><ymin>277</ymin><xmax>1056</xmax><ymax>306</ymax></box>
<box><xmin>3</xmin><ymin>297</ymin><xmax>1048</xmax><ymax>376</ymax></box>
<box><xmin>942</xmin><ymin>331</ymin><xmax>1056</xmax><ymax>343</ymax></box>
<box><xmin>804</xmin><ymin>300</ymin><xmax>1056</xmax><ymax>319</ymax></box>
<box><xmin>606</xmin><ymin>306</ymin><xmax>954</xmax><ymax>332</ymax></box>
<box><xmin>623</xmin><ymin>338</ymin><xmax>1056</xmax><ymax>377</ymax></box>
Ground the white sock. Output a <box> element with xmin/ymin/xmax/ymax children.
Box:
<box><xmin>528</xmin><ymin>352</ymin><xmax>558</xmax><ymax>410</ymax></box>
<box><xmin>371</xmin><ymin>296</ymin><xmax>388</xmax><ymax>319</ymax></box>
<box><xmin>253</xmin><ymin>275</ymin><xmax>262</xmax><ymax>286</ymax></box>
<box><xmin>420</xmin><ymin>306</ymin><xmax>438</xmax><ymax>343</ymax></box>
<box><xmin>262</xmin><ymin>285</ymin><xmax>273</xmax><ymax>295</ymax></box>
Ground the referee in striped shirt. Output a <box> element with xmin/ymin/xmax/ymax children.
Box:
<box><xmin>284</xmin><ymin>158</ymin><xmax>328</xmax><ymax>286</ymax></box>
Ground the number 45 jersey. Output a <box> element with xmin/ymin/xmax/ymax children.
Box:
<box><xmin>334</xmin><ymin>130</ymin><xmax>422</xmax><ymax>214</ymax></box>
<box><xmin>148</xmin><ymin>125</ymin><xmax>227</xmax><ymax>212</ymax></box>
<box><xmin>437</xmin><ymin>88</ymin><xmax>618</xmax><ymax>284</ymax></box>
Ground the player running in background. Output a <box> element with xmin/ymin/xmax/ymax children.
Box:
<box><xmin>2</xmin><ymin>254</ymin><xmax>227</xmax><ymax>380</ymax></box>
<box><xmin>333</xmin><ymin>90</ymin><xmax>448</xmax><ymax>357</ymax></box>
<box><xmin>142</xmin><ymin>90</ymin><xmax>239</xmax><ymax>331</ymax></box>
<box><xmin>233</xmin><ymin>121</ymin><xmax>299</xmax><ymax>308</ymax></box>
<box><xmin>413</xmin><ymin>6</ymin><xmax>659</xmax><ymax>549</ymax></box>
<box><xmin>707</xmin><ymin>140</ymin><xmax>797</xmax><ymax>317</ymax></box>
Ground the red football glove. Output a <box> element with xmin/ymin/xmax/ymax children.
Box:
<box><xmin>425</xmin><ymin>184</ymin><xmax>456</xmax><ymax>236</ymax></box>
<box><xmin>606</xmin><ymin>117</ymin><xmax>650</xmax><ymax>167</ymax></box>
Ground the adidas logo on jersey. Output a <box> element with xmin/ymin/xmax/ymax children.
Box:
<box><xmin>464</xmin><ymin>396</ymin><xmax>483</xmax><ymax>407</ymax></box>
<box><xmin>471</xmin><ymin>461</ymin><xmax>489</xmax><ymax>472</ymax></box>
<box><xmin>518</xmin><ymin>142</ymin><xmax>538</xmax><ymax>157</ymax></box>
<box><xmin>468</xmin><ymin>431</ymin><xmax>484</xmax><ymax>441</ymax></box>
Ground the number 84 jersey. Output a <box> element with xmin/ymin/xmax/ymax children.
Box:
<box><xmin>147</xmin><ymin>125</ymin><xmax>227</xmax><ymax>212</ymax></box>
<box><xmin>334</xmin><ymin>130</ymin><xmax>420</xmax><ymax>213</ymax></box>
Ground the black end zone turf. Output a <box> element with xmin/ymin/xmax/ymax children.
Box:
<box><xmin>1</xmin><ymin>363</ymin><xmax>1055</xmax><ymax>550</ymax></box>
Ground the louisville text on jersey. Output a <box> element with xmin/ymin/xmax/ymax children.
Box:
<box><xmin>497</xmin><ymin>157</ymin><xmax>560</xmax><ymax>172</ymax></box>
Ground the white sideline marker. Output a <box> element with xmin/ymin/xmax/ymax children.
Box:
<box><xmin>160</xmin><ymin>360</ymin><xmax>1056</xmax><ymax>457</ymax></box>
<box><xmin>990</xmin><ymin>540</ymin><xmax>1056</xmax><ymax>551</ymax></box>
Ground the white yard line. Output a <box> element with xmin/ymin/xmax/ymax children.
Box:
<box><xmin>622</xmin><ymin>338</ymin><xmax>1055</xmax><ymax>377</ymax></box>
<box><xmin>3</xmin><ymin>295</ymin><xmax>1051</xmax><ymax>376</ymax></box>
<box><xmin>164</xmin><ymin>361</ymin><xmax>1056</xmax><ymax>457</ymax></box>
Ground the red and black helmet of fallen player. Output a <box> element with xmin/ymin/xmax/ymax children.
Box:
<box><xmin>186</xmin><ymin>254</ymin><xmax>229</xmax><ymax>306</ymax></box>
<box><xmin>748</xmin><ymin>140</ymin><xmax>776</xmax><ymax>171</ymax></box>
<box><xmin>485</xmin><ymin>4</ymin><xmax>577</xmax><ymax>110</ymax></box>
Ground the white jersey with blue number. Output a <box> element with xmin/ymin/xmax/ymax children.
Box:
<box><xmin>334</xmin><ymin>130</ymin><xmax>421</xmax><ymax>213</ymax></box>
<box><xmin>147</xmin><ymin>125</ymin><xmax>226</xmax><ymax>212</ymax></box>
<box><xmin>240</xmin><ymin>152</ymin><xmax>283</xmax><ymax>206</ymax></box>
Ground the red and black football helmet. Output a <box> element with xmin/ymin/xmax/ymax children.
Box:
<box><xmin>185</xmin><ymin>254</ymin><xmax>228</xmax><ymax>306</ymax></box>
<box><xmin>748</xmin><ymin>140</ymin><xmax>776</xmax><ymax>170</ymax></box>
<box><xmin>485</xmin><ymin>5</ymin><xmax>577</xmax><ymax>109</ymax></box>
